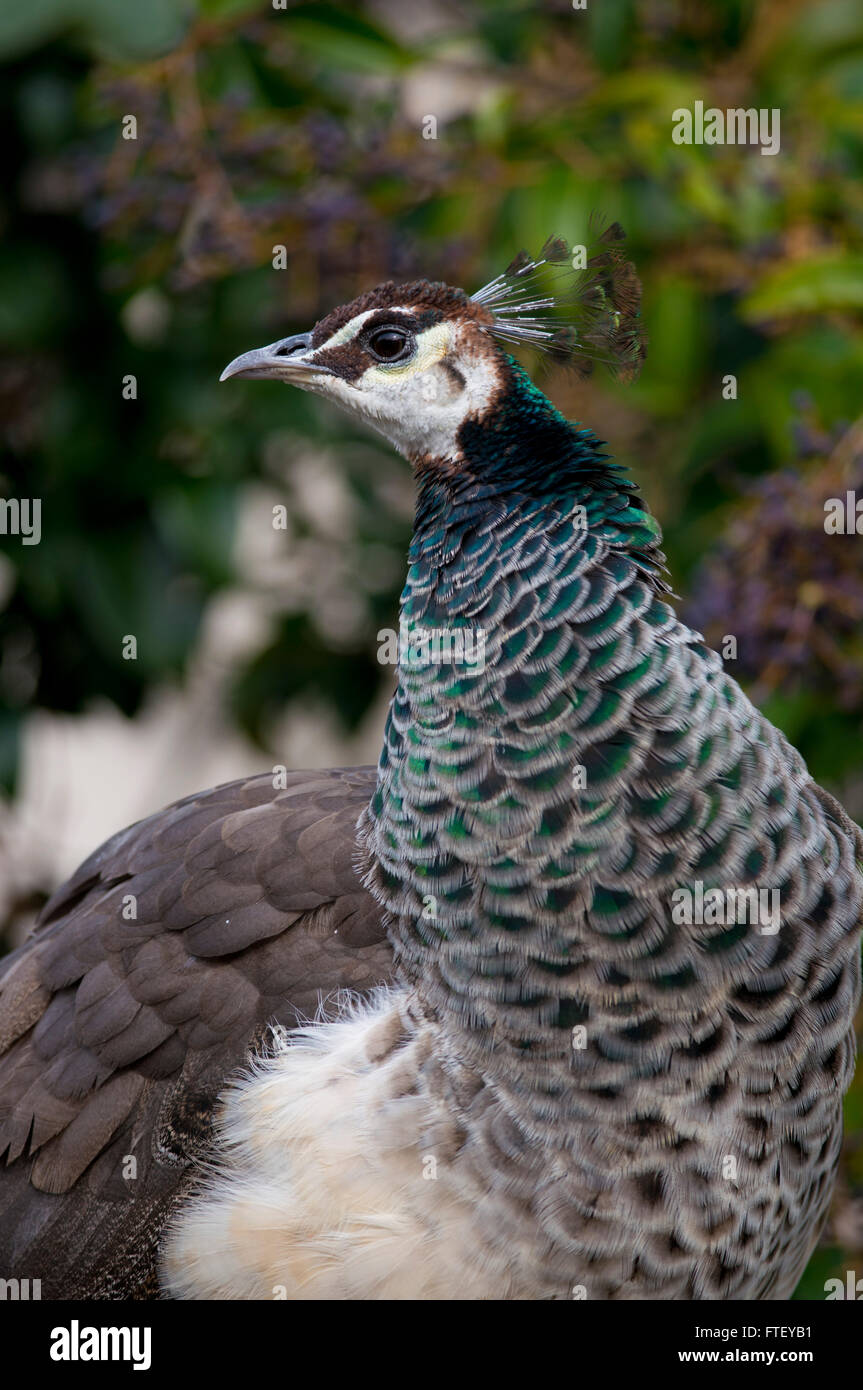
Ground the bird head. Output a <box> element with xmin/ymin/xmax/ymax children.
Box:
<box><xmin>220</xmin><ymin>228</ymin><xmax>646</xmax><ymax>470</ymax></box>
<box><xmin>221</xmin><ymin>279</ymin><xmax>503</xmax><ymax>464</ymax></box>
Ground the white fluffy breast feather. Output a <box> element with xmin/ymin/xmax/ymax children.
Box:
<box><xmin>159</xmin><ymin>990</ymin><xmax>516</xmax><ymax>1300</ymax></box>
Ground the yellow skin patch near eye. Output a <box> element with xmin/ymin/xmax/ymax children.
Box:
<box><xmin>303</xmin><ymin>312</ymin><xmax>498</xmax><ymax>464</ymax></box>
<box><xmin>365</xmin><ymin>321</ymin><xmax>454</xmax><ymax>381</ymax></box>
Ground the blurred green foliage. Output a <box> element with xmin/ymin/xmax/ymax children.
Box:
<box><xmin>1</xmin><ymin>0</ymin><xmax>862</xmax><ymax>1296</ymax></box>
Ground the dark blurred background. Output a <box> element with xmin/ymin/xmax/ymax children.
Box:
<box><xmin>0</xmin><ymin>0</ymin><xmax>861</xmax><ymax>1296</ymax></box>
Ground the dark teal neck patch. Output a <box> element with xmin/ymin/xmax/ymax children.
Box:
<box><xmin>414</xmin><ymin>356</ymin><xmax>664</xmax><ymax>582</ymax></box>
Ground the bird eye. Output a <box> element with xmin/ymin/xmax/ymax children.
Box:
<box><xmin>366</xmin><ymin>326</ymin><xmax>412</xmax><ymax>362</ymax></box>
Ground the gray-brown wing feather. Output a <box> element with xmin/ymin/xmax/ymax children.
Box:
<box><xmin>0</xmin><ymin>767</ymin><xmax>390</xmax><ymax>1298</ymax></box>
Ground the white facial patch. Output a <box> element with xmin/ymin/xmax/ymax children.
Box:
<box><xmin>307</xmin><ymin>302</ymin><xmax>419</xmax><ymax>358</ymax></box>
<box><xmin>311</xmin><ymin>307</ymin><xmax>385</xmax><ymax>352</ymax></box>
<box><xmin>309</xmin><ymin>317</ymin><xmax>500</xmax><ymax>463</ymax></box>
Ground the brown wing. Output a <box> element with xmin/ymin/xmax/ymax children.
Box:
<box><xmin>0</xmin><ymin>766</ymin><xmax>391</xmax><ymax>1298</ymax></box>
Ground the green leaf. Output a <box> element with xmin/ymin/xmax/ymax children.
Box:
<box><xmin>281</xmin><ymin>3</ymin><xmax>412</xmax><ymax>74</ymax></box>
<box><xmin>741</xmin><ymin>255</ymin><xmax>863</xmax><ymax>320</ymax></box>
<box><xmin>0</xmin><ymin>0</ymin><xmax>190</xmax><ymax>61</ymax></box>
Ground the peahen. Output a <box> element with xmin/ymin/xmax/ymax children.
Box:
<box><xmin>0</xmin><ymin>229</ymin><xmax>860</xmax><ymax>1300</ymax></box>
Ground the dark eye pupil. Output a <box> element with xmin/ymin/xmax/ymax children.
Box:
<box><xmin>370</xmin><ymin>329</ymin><xmax>407</xmax><ymax>360</ymax></box>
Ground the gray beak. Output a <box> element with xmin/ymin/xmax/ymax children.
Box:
<box><xmin>219</xmin><ymin>332</ymin><xmax>330</xmax><ymax>383</ymax></box>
